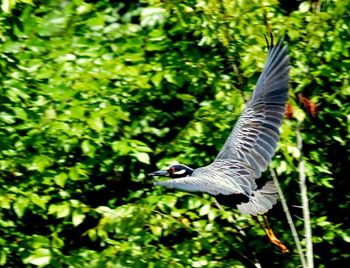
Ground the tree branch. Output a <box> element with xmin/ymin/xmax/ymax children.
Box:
<box><xmin>270</xmin><ymin>168</ymin><xmax>307</xmax><ymax>267</ymax></box>
<box><xmin>297</xmin><ymin>122</ymin><xmax>314</xmax><ymax>268</ymax></box>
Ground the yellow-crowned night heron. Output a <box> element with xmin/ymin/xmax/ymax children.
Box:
<box><xmin>150</xmin><ymin>36</ymin><xmax>290</xmax><ymax>217</ymax></box>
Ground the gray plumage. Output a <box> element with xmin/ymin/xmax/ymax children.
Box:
<box><xmin>153</xmin><ymin>38</ymin><xmax>290</xmax><ymax>216</ymax></box>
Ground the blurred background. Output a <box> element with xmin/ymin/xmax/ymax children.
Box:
<box><xmin>0</xmin><ymin>0</ymin><xmax>349</xmax><ymax>267</ymax></box>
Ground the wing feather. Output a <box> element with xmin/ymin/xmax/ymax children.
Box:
<box><xmin>216</xmin><ymin>39</ymin><xmax>290</xmax><ymax>177</ymax></box>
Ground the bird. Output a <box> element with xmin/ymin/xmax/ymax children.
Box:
<box><xmin>149</xmin><ymin>36</ymin><xmax>290</xmax><ymax>217</ymax></box>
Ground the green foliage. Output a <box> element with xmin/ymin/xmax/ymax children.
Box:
<box><xmin>0</xmin><ymin>0</ymin><xmax>349</xmax><ymax>267</ymax></box>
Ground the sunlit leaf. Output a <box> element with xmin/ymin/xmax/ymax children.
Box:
<box><xmin>13</xmin><ymin>197</ymin><xmax>30</xmax><ymax>218</ymax></box>
<box><xmin>23</xmin><ymin>248</ymin><xmax>51</xmax><ymax>266</ymax></box>
<box><xmin>53</xmin><ymin>173</ymin><xmax>68</xmax><ymax>188</ymax></box>
<box><xmin>133</xmin><ymin>152</ymin><xmax>150</xmax><ymax>165</ymax></box>
<box><xmin>199</xmin><ymin>204</ymin><xmax>211</xmax><ymax>216</ymax></box>
<box><xmin>72</xmin><ymin>210</ymin><xmax>86</xmax><ymax>226</ymax></box>
<box><xmin>87</xmin><ymin>117</ymin><xmax>104</xmax><ymax>132</ymax></box>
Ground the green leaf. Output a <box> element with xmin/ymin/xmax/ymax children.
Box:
<box><xmin>151</xmin><ymin>72</ymin><xmax>163</xmax><ymax>87</ymax></box>
<box><xmin>141</xmin><ymin>7</ymin><xmax>167</xmax><ymax>27</ymax></box>
<box><xmin>81</xmin><ymin>140</ymin><xmax>96</xmax><ymax>157</ymax></box>
<box><xmin>87</xmin><ymin>117</ymin><xmax>104</xmax><ymax>132</ymax></box>
<box><xmin>13</xmin><ymin>197</ymin><xmax>30</xmax><ymax>218</ymax></box>
<box><xmin>0</xmin><ymin>112</ymin><xmax>15</xmax><ymax>124</ymax></box>
<box><xmin>87</xmin><ymin>229</ymin><xmax>97</xmax><ymax>241</ymax></box>
<box><xmin>28</xmin><ymin>235</ymin><xmax>50</xmax><ymax>249</ymax></box>
<box><xmin>0</xmin><ymin>250</ymin><xmax>7</xmax><ymax>266</ymax></box>
<box><xmin>299</xmin><ymin>1</ymin><xmax>311</xmax><ymax>13</ymax></box>
<box><xmin>51</xmin><ymin>233</ymin><xmax>64</xmax><ymax>248</ymax></box>
<box><xmin>287</xmin><ymin>145</ymin><xmax>300</xmax><ymax>159</ymax></box>
<box><xmin>48</xmin><ymin>203</ymin><xmax>70</xmax><ymax>218</ymax></box>
<box><xmin>30</xmin><ymin>194</ymin><xmax>50</xmax><ymax>210</ymax></box>
<box><xmin>72</xmin><ymin>210</ymin><xmax>86</xmax><ymax>226</ymax></box>
<box><xmin>186</xmin><ymin>198</ymin><xmax>203</xmax><ymax>210</ymax></box>
<box><xmin>53</xmin><ymin>172</ymin><xmax>68</xmax><ymax>188</ymax></box>
<box><xmin>77</xmin><ymin>3</ymin><xmax>93</xmax><ymax>15</ymax></box>
<box><xmin>23</xmin><ymin>248</ymin><xmax>51</xmax><ymax>266</ymax></box>
<box><xmin>68</xmin><ymin>166</ymin><xmax>88</xmax><ymax>181</ymax></box>
<box><xmin>150</xmin><ymin>225</ymin><xmax>162</xmax><ymax>236</ymax></box>
<box><xmin>1</xmin><ymin>0</ymin><xmax>15</xmax><ymax>13</ymax></box>
<box><xmin>133</xmin><ymin>152</ymin><xmax>150</xmax><ymax>164</ymax></box>
<box><xmin>199</xmin><ymin>204</ymin><xmax>211</xmax><ymax>216</ymax></box>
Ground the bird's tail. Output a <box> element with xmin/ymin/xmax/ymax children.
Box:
<box><xmin>236</xmin><ymin>181</ymin><xmax>278</xmax><ymax>216</ymax></box>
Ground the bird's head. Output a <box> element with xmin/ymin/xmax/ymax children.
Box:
<box><xmin>149</xmin><ymin>164</ymin><xmax>193</xmax><ymax>178</ymax></box>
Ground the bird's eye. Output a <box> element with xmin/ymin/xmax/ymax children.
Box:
<box><xmin>168</xmin><ymin>167</ymin><xmax>176</xmax><ymax>173</ymax></box>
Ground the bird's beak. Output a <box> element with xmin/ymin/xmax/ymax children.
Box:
<box><xmin>148</xmin><ymin>169</ymin><xmax>170</xmax><ymax>177</ymax></box>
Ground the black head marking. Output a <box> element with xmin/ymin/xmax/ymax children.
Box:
<box><xmin>167</xmin><ymin>164</ymin><xmax>194</xmax><ymax>178</ymax></box>
<box><xmin>149</xmin><ymin>164</ymin><xmax>194</xmax><ymax>178</ymax></box>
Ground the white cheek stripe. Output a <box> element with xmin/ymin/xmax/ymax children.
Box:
<box><xmin>174</xmin><ymin>169</ymin><xmax>187</xmax><ymax>175</ymax></box>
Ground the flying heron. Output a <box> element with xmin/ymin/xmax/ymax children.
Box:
<box><xmin>150</xmin><ymin>35</ymin><xmax>290</xmax><ymax>253</ymax></box>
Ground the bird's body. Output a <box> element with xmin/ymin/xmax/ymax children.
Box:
<box><xmin>150</xmin><ymin>37</ymin><xmax>290</xmax><ymax>216</ymax></box>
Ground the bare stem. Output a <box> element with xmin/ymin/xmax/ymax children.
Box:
<box><xmin>297</xmin><ymin>123</ymin><xmax>314</xmax><ymax>268</ymax></box>
<box><xmin>270</xmin><ymin>168</ymin><xmax>307</xmax><ymax>267</ymax></box>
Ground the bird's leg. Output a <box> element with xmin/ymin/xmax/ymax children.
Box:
<box><xmin>255</xmin><ymin>215</ymin><xmax>271</xmax><ymax>238</ymax></box>
<box><xmin>262</xmin><ymin>215</ymin><xmax>289</xmax><ymax>254</ymax></box>
<box><xmin>255</xmin><ymin>215</ymin><xmax>289</xmax><ymax>254</ymax></box>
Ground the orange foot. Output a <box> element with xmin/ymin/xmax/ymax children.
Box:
<box><xmin>266</xmin><ymin>227</ymin><xmax>289</xmax><ymax>254</ymax></box>
<box><xmin>256</xmin><ymin>215</ymin><xmax>289</xmax><ymax>254</ymax></box>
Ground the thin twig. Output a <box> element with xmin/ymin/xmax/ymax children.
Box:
<box><xmin>297</xmin><ymin>122</ymin><xmax>314</xmax><ymax>268</ymax></box>
<box><xmin>293</xmin><ymin>215</ymin><xmax>304</xmax><ymax>221</ymax></box>
<box><xmin>213</xmin><ymin>197</ymin><xmax>225</xmax><ymax>211</ymax></box>
<box><xmin>270</xmin><ymin>168</ymin><xmax>307</xmax><ymax>267</ymax></box>
<box><xmin>231</xmin><ymin>63</ymin><xmax>247</xmax><ymax>103</ymax></box>
<box><xmin>292</xmin><ymin>205</ymin><xmax>303</xmax><ymax>209</ymax></box>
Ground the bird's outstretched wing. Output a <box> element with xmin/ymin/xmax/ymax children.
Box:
<box><xmin>215</xmin><ymin>37</ymin><xmax>290</xmax><ymax>178</ymax></box>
